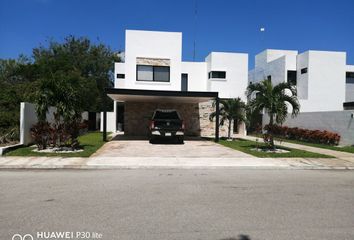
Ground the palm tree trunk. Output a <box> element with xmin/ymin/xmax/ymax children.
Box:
<box><xmin>269</xmin><ymin>114</ymin><xmax>275</xmax><ymax>150</ymax></box>
<box><xmin>228</xmin><ymin>118</ymin><xmax>232</xmax><ymax>140</ymax></box>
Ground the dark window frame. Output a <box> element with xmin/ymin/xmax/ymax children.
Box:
<box><xmin>346</xmin><ymin>72</ymin><xmax>354</xmax><ymax>78</ymax></box>
<box><xmin>208</xmin><ymin>71</ymin><xmax>226</xmax><ymax>79</ymax></box>
<box><xmin>301</xmin><ymin>68</ymin><xmax>308</xmax><ymax>74</ymax></box>
<box><xmin>346</xmin><ymin>71</ymin><xmax>354</xmax><ymax>84</ymax></box>
<box><xmin>181</xmin><ymin>73</ymin><xmax>188</xmax><ymax>92</ymax></box>
<box><xmin>287</xmin><ymin>70</ymin><xmax>297</xmax><ymax>85</ymax></box>
<box><xmin>136</xmin><ymin>64</ymin><xmax>170</xmax><ymax>82</ymax></box>
<box><xmin>117</xmin><ymin>74</ymin><xmax>125</xmax><ymax>79</ymax></box>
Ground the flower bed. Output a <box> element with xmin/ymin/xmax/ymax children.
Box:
<box><xmin>264</xmin><ymin>125</ymin><xmax>340</xmax><ymax>145</ymax></box>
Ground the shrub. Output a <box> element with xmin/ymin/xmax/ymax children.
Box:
<box><xmin>264</xmin><ymin>125</ymin><xmax>340</xmax><ymax>146</ymax></box>
<box><xmin>30</xmin><ymin>122</ymin><xmax>52</xmax><ymax>150</ymax></box>
<box><xmin>30</xmin><ymin>119</ymin><xmax>88</xmax><ymax>150</ymax></box>
<box><xmin>0</xmin><ymin>126</ymin><xmax>20</xmax><ymax>145</ymax></box>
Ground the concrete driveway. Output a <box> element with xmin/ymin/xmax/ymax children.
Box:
<box><xmin>92</xmin><ymin>137</ymin><xmax>253</xmax><ymax>158</ymax></box>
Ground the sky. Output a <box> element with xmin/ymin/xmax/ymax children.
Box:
<box><xmin>1</xmin><ymin>0</ymin><xmax>354</xmax><ymax>68</ymax></box>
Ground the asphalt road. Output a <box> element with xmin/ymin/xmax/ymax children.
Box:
<box><xmin>1</xmin><ymin>170</ymin><xmax>353</xmax><ymax>240</ymax></box>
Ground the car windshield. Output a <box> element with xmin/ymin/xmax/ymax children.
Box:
<box><xmin>154</xmin><ymin>111</ymin><xmax>179</xmax><ymax>119</ymax></box>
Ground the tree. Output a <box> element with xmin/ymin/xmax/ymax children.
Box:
<box><xmin>209</xmin><ymin>98</ymin><xmax>247</xmax><ymax>140</ymax></box>
<box><xmin>0</xmin><ymin>57</ymin><xmax>38</xmax><ymax>138</ymax></box>
<box><xmin>0</xmin><ymin>36</ymin><xmax>119</xmax><ymax>143</ymax></box>
<box><xmin>246</xmin><ymin>79</ymin><xmax>300</xmax><ymax>149</ymax></box>
<box><xmin>32</xmin><ymin>36</ymin><xmax>119</xmax><ymax>112</ymax></box>
<box><xmin>33</xmin><ymin>70</ymin><xmax>89</xmax><ymax>149</ymax></box>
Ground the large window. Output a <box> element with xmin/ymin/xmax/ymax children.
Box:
<box><xmin>346</xmin><ymin>72</ymin><xmax>354</xmax><ymax>84</ymax></box>
<box><xmin>136</xmin><ymin>65</ymin><xmax>170</xmax><ymax>82</ymax></box>
<box><xmin>208</xmin><ymin>71</ymin><xmax>226</xmax><ymax>79</ymax></box>
<box><xmin>287</xmin><ymin>70</ymin><xmax>297</xmax><ymax>85</ymax></box>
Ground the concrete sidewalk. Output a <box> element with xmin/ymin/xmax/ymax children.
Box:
<box><xmin>1</xmin><ymin>155</ymin><xmax>354</xmax><ymax>169</ymax></box>
<box><xmin>240</xmin><ymin>135</ymin><xmax>354</xmax><ymax>161</ymax></box>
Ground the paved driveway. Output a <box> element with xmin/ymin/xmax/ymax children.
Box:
<box><xmin>92</xmin><ymin>138</ymin><xmax>253</xmax><ymax>158</ymax></box>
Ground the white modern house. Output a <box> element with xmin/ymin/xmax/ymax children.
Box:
<box><xmin>249</xmin><ymin>49</ymin><xmax>354</xmax><ymax>145</ymax></box>
<box><xmin>102</xmin><ymin>30</ymin><xmax>249</xmax><ymax>140</ymax></box>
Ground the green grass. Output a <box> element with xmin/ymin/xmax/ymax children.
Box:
<box><xmin>250</xmin><ymin>133</ymin><xmax>354</xmax><ymax>154</ymax></box>
<box><xmin>219</xmin><ymin>138</ymin><xmax>334</xmax><ymax>158</ymax></box>
<box><xmin>5</xmin><ymin>132</ymin><xmax>107</xmax><ymax>157</ymax></box>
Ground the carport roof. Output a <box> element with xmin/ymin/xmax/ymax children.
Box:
<box><xmin>106</xmin><ymin>88</ymin><xmax>218</xmax><ymax>103</ymax></box>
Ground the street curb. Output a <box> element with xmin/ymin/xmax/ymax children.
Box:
<box><xmin>1</xmin><ymin>165</ymin><xmax>353</xmax><ymax>170</ymax></box>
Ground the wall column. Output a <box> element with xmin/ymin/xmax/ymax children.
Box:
<box><xmin>215</xmin><ymin>97</ymin><xmax>220</xmax><ymax>142</ymax></box>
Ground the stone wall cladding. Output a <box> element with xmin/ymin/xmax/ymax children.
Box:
<box><xmin>125</xmin><ymin>102</ymin><xmax>200</xmax><ymax>136</ymax></box>
<box><xmin>199</xmin><ymin>101</ymin><xmax>230</xmax><ymax>137</ymax></box>
<box><xmin>124</xmin><ymin>100</ymin><xmax>233</xmax><ymax>138</ymax></box>
<box><xmin>136</xmin><ymin>57</ymin><xmax>170</xmax><ymax>66</ymax></box>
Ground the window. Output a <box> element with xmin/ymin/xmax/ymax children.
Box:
<box><xmin>287</xmin><ymin>70</ymin><xmax>297</xmax><ymax>85</ymax></box>
<box><xmin>137</xmin><ymin>65</ymin><xmax>153</xmax><ymax>81</ymax></box>
<box><xmin>301</xmin><ymin>68</ymin><xmax>308</xmax><ymax>74</ymax></box>
<box><xmin>208</xmin><ymin>71</ymin><xmax>226</xmax><ymax>79</ymax></box>
<box><xmin>117</xmin><ymin>74</ymin><xmax>125</xmax><ymax>79</ymax></box>
<box><xmin>136</xmin><ymin>65</ymin><xmax>170</xmax><ymax>82</ymax></box>
<box><xmin>181</xmin><ymin>73</ymin><xmax>188</xmax><ymax>91</ymax></box>
<box><xmin>267</xmin><ymin>75</ymin><xmax>271</xmax><ymax>81</ymax></box>
<box><xmin>154</xmin><ymin>66</ymin><xmax>170</xmax><ymax>82</ymax></box>
<box><xmin>346</xmin><ymin>72</ymin><xmax>354</xmax><ymax>84</ymax></box>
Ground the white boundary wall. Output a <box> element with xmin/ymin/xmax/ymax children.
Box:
<box><xmin>20</xmin><ymin>102</ymin><xmax>57</xmax><ymax>145</ymax></box>
<box><xmin>262</xmin><ymin>110</ymin><xmax>354</xmax><ymax>145</ymax></box>
<box><xmin>100</xmin><ymin>112</ymin><xmax>116</xmax><ymax>133</ymax></box>
<box><xmin>20</xmin><ymin>102</ymin><xmax>91</xmax><ymax>145</ymax></box>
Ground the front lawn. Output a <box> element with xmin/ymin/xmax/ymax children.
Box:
<box><xmin>274</xmin><ymin>138</ymin><xmax>354</xmax><ymax>154</ymax></box>
<box><xmin>219</xmin><ymin>139</ymin><xmax>334</xmax><ymax>158</ymax></box>
<box><xmin>250</xmin><ymin>133</ymin><xmax>354</xmax><ymax>154</ymax></box>
<box><xmin>5</xmin><ymin>132</ymin><xmax>106</xmax><ymax>157</ymax></box>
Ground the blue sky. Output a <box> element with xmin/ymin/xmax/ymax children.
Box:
<box><xmin>1</xmin><ymin>0</ymin><xmax>353</xmax><ymax>68</ymax></box>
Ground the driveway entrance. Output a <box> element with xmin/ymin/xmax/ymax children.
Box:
<box><xmin>93</xmin><ymin>137</ymin><xmax>252</xmax><ymax>158</ymax></box>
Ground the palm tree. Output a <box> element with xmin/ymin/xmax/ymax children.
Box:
<box><xmin>209</xmin><ymin>98</ymin><xmax>247</xmax><ymax>140</ymax></box>
<box><xmin>246</xmin><ymin>79</ymin><xmax>300</xmax><ymax>149</ymax></box>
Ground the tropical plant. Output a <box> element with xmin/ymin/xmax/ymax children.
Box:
<box><xmin>209</xmin><ymin>98</ymin><xmax>247</xmax><ymax>139</ymax></box>
<box><xmin>0</xmin><ymin>36</ymin><xmax>119</xmax><ymax>140</ymax></box>
<box><xmin>246</xmin><ymin>79</ymin><xmax>300</xmax><ymax>149</ymax></box>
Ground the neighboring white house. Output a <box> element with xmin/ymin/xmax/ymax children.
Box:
<box><xmin>105</xmin><ymin>30</ymin><xmax>249</xmax><ymax>138</ymax></box>
<box><xmin>249</xmin><ymin>49</ymin><xmax>354</xmax><ymax>145</ymax></box>
<box><xmin>249</xmin><ymin>49</ymin><xmax>354</xmax><ymax>112</ymax></box>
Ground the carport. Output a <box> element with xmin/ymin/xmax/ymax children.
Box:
<box><xmin>103</xmin><ymin>88</ymin><xmax>220</xmax><ymax>142</ymax></box>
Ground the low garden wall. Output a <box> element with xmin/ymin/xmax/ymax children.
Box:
<box><xmin>20</xmin><ymin>102</ymin><xmax>57</xmax><ymax>145</ymax></box>
<box><xmin>262</xmin><ymin>110</ymin><xmax>354</xmax><ymax>145</ymax></box>
<box><xmin>20</xmin><ymin>102</ymin><xmax>90</xmax><ymax>146</ymax></box>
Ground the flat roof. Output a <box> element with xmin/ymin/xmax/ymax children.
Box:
<box><xmin>106</xmin><ymin>88</ymin><xmax>218</xmax><ymax>103</ymax></box>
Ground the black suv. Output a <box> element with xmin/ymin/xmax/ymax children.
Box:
<box><xmin>149</xmin><ymin>109</ymin><xmax>184</xmax><ymax>143</ymax></box>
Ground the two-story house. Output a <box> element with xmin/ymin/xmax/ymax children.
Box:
<box><xmin>249</xmin><ymin>49</ymin><xmax>354</xmax><ymax>145</ymax></box>
<box><xmin>102</xmin><ymin>30</ymin><xmax>249</xmax><ymax>141</ymax></box>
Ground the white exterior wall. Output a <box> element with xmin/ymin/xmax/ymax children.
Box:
<box><xmin>100</xmin><ymin>111</ymin><xmax>116</xmax><ymax>133</ymax></box>
<box><xmin>206</xmin><ymin>52</ymin><xmax>248</xmax><ymax>100</ymax></box>
<box><xmin>297</xmin><ymin>51</ymin><xmax>309</xmax><ymax>100</ymax></box>
<box><xmin>298</xmin><ymin>51</ymin><xmax>346</xmax><ymax>112</ymax></box>
<box><xmin>250</xmin><ymin>49</ymin><xmax>348</xmax><ymax>113</ymax></box>
<box><xmin>20</xmin><ymin>102</ymin><xmax>57</xmax><ymax>145</ymax></box>
<box><xmin>114</xmin><ymin>30</ymin><xmax>248</xmax><ymax>97</ymax></box>
<box><xmin>115</xmin><ymin>62</ymin><xmax>125</xmax><ymax>88</ymax></box>
<box><xmin>181</xmin><ymin>62</ymin><xmax>207</xmax><ymax>91</ymax></box>
<box><xmin>263</xmin><ymin>111</ymin><xmax>354</xmax><ymax>145</ymax></box>
<box><xmin>251</xmin><ymin>50</ymin><xmax>297</xmax><ymax>85</ymax></box>
<box><xmin>123</xmin><ymin>30</ymin><xmax>182</xmax><ymax>91</ymax></box>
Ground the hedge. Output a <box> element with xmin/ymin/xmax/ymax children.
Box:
<box><xmin>264</xmin><ymin>125</ymin><xmax>340</xmax><ymax>146</ymax></box>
